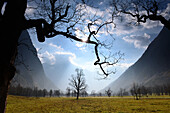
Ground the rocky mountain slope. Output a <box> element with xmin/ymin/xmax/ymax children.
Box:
<box><xmin>104</xmin><ymin>26</ymin><xmax>170</xmax><ymax>93</ymax></box>
<box><xmin>11</xmin><ymin>30</ymin><xmax>57</xmax><ymax>90</ymax></box>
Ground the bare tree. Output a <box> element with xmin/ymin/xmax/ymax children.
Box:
<box><xmin>54</xmin><ymin>90</ymin><xmax>60</xmax><ymax>97</ymax></box>
<box><xmin>105</xmin><ymin>88</ymin><xmax>112</xmax><ymax>97</ymax></box>
<box><xmin>71</xmin><ymin>90</ymin><xmax>77</xmax><ymax>97</ymax></box>
<box><xmin>91</xmin><ymin>90</ymin><xmax>96</xmax><ymax>97</ymax></box>
<box><xmin>111</xmin><ymin>0</ymin><xmax>170</xmax><ymax>29</ymax></box>
<box><xmin>117</xmin><ymin>88</ymin><xmax>128</xmax><ymax>97</ymax></box>
<box><xmin>0</xmin><ymin>0</ymin><xmax>120</xmax><ymax>111</ymax></box>
<box><xmin>81</xmin><ymin>89</ymin><xmax>88</xmax><ymax>97</ymax></box>
<box><xmin>33</xmin><ymin>87</ymin><xmax>38</xmax><ymax>97</ymax></box>
<box><xmin>66</xmin><ymin>87</ymin><xmax>71</xmax><ymax>97</ymax></box>
<box><xmin>130</xmin><ymin>83</ymin><xmax>141</xmax><ymax>100</ymax></box>
<box><xmin>69</xmin><ymin>68</ymin><xmax>87</xmax><ymax>100</ymax></box>
<box><xmin>42</xmin><ymin>89</ymin><xmax>47</xmax><ymax>97</ymax></box>
<box><xmin>140</xmin><ymin>85</ymin><xmax>148</xmax><ymax>97</ymax></box>
<box><xmin>117</xmin><ymin>88</ymin><xmax>124</xmax><ymax>97</ymax></box>
<box><xmin>98</xmin><ymin>92</ymin><xmax>102</xmax><ymax>97</ymax></box>
<box><xmin>49</xmin><ymin>89</ymin><xmax>53</xmax><ymax>97</ymax></box>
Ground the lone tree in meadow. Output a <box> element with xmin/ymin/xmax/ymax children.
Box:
<box><xmin>69</xmin><ymin>68</ymin><xmax>87</xmax><ymax>100</ymax></box>
<box><xmin>130</xmin><ymin>83</ymin><xmax>141</xmax><ymax>100</ymax></box>
<box><xmin>105</xmin><ymin>88</ymin><xmax>112</xmax><ymax>97</ymax></box>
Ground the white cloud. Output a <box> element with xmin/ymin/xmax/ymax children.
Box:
<box><xmin>38</xmin><ymin>51</ymin><xmax>56</xmax><ymax>65</ymax></box>
<box><xmin>140</xmin><ymin>20</ymin><xmax>163</xmax><ymax>29</ymax></box>
<box><xmin>81</xmin><ymin>61</ymin><xmax>97</xmax><ymax>72</ymax></box>
<box><xmin>75</xmin><ymin>42</ymin><xmax>87</xmax><ymax>52</ymax></box>
<box><xmin>161</xmin><ymin>3</ymin><xmax>170</xmax><ymax>20</ymax></box>
<box><xmin>55</xmin><ymin>51</ymin><xmax>76</xmax><ymax>66</ymax></box>
<box><xmin>117</xmin><ymin>63</ymin><xmax>133</xmax><ymax>68</ymax></box>
<box><xmin>75</xmin><ymin>4</ymin><xmax>115</xmax><ymax>38</ymax></box>
<box><xmin>74</xmin><ymin>29</ymin><xmax>88</xmax><ymax>42</ymax></box>
<box><xmin>76</xmin><ymin>43</ymin><xmax>84</xmax><ymax>47</ymax></box>
<box><xmin>38</xmin><ymin>49</ymin><xmax>79</xmax><ymax>67</ymax></box>
<box><xmin>123</xmin><ymin>33</ymin><xmax>151</xmax><ymax>49</ymax></box>
<box><xmin>49</xmin><ymin>43</ymin><xmax>64</xmax><ymax>51</ymax></box>
<box><xmin>54</xmin><ymin>51</ymin><xmax>97</xmax><ymax>72</ymax></box>
<box><xmin>79</xmin><ymin>47</ymin><xmax>87</xmax><ymax>52</ymax></box>
<box><xmin>26</xmin><ymin>4</ymin><xmax>35</xmax><ymax>15</ymax></box>
<box><xmin>107</xmin><ymin>3</ymin><xmax>170</xmax><ymax>36</ymax></box>
<box><xmin>82</xmin><ymin>4</ymin><xmax>104</xmax><ymax>18</ymax></box>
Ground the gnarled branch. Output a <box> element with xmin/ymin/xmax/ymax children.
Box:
<box><xmin>111</xmin><ymin>0</ymin><xmax>170</xmax><ymax>29</ymax></box>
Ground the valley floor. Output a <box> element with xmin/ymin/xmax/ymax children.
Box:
<box><xmin>6</xmin><ymin>95</ymin><xmax>170</xmax><ymax>113</ymax></box>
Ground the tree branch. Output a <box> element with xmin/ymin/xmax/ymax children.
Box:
<box><xmin>111</xmin><ymin>0</ymin><xmax>170</xmax><ymax>29</ymax></box>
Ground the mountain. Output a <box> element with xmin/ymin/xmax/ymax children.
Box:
<box><xmin>104</xmin><ymin>26</ymin><xmax>170</xmax><ymax>93</ymax></box>
<box><xmin>11</xmin><ymin>30</ymin><xmax>57</xmax><ymax>90</ymax></box>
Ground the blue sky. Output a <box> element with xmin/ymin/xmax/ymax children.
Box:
<box><xmin>27</xmin><ymin>1</ymin><xmax>169</xmax><ymax>93</ymax></box>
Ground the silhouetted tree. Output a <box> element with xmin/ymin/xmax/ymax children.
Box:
<box><xmin>38</xmin><ymin>89</ymin><xmax>43</xmax><ymax>97</ymax></box>
<box><xmin>111</xmin><ymin>0</ymin><xmax>170</xmax><ymax>29</ymax></box>
<box><xmin>8</xmin><ymin>85</ymin><xmax>58</xmax><ymax>97</ymax></box>
<box><xmin>0</xmin><ymin>0</ymin><xmax>118</xmax><ymax>111</ymax></box>
<box><xmin>49</xmin><ymin>89</ymin><xmax>53</xmax><ymax>97</ymax></box>
<box><xmin>69</xmin><ymin>68</ymin><xmax>87</xmax><ymax>100</ymax></box>
<box><xmin>130</xmin><ymin>83</ymin><xmax>141</xmax><ymax>100</ymax></box>
<box><xmin>117</xmin><ymin>88</ymin><xmax>128</xmax><ymax>97</ymax></box>
<box><xmin>117</xmin><ymin>88</ymin><xmax>124</xmax><ymax>97</ymax></box>
<box><xmin>164</xmin><ymin>84</ymin><xmax>170</xmax><ymax>95</ymax></box>
<box><xmin>71</xmin><ymin>90</ymin><xmax>77</xmax><ymax>97</ymax></box>
<box><xmin>54</xmin><ymin>90</ymin><xmax>60</xmax><ymax>97</ymax></box>
<box><xmin>16</xmin><ymin>84</ymin><xmax>22</xmax><ymax>95</ymax></box>
<box><xmin>105</xmin><ymin>88</ymin><xmax>112</xmax><ymax>97</ymax></box>
<box><xmin>91</xmin><ymin>90</ymin><xmax>96</xmax><ymax>97</ymax></box>
<box><xmin>111</xmin><ymin>0</ymin><xmax>170</xmax><ymax>30</ymax></box>
<box><xmin>33</xmin><ymin>87</ymin><xmax>38</xmax><ymax>97</ymax></box>
<box><xmin>81</xmin><ymin>89</ymin><xmax>88</xmax><ymax>97</ymax></box>
<box><xmin>66</xmin><ymin>87</ymin><xmax>71</xmax><ymax>97</ymax></box>
<box><xmin>147</xmin><ymin>87</ymin><xmax>153</xmax><ymax>95</ymax></box>
<box><xmin>98</xmin><ymin>92</ymin><xmax>102</xmax><ymax>97</ymax></box>
<box><xmin>140</xmin><ymin>85</ymin><xmax>148</xmax><ymax>97</ymax></box>
<box><xmin>43</xmin><ymin>89</ymin><xmax>47</xmax><ymax>97</ymax></box>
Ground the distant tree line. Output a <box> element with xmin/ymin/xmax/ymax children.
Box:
<box><xmin>65</xmin><ymin>87</ymin><xmax>88</xmax><ymax>98</ymax></box>
<box><xmin>8</xmin><ymin>84</ymin><xmax>88</xmax><ymax>98</ymax></box>
<box><xmin>104</xmin><ymin>83</ymin><xmax>170</xmax><ymax>99</ymax></box>
<box><xmin>115</xmin><ymin>83</ymin><xmax>170</xmax><ymax>100</ymax></box>
<box><xmin>130</xmin><ymin>83</ymin><xmax>170</xmax><ymax>100</ymax></box>
<box><xmin>8</xmin><ymin>84</ymin><xmax>62</xmax><ymax>97</ymax></box>
<box><xmin>8</xmin><ymin>83</ymin><xmax>170</xmax><ymax>99</ymax></box>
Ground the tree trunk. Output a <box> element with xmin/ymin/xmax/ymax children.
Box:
<box><xmin>0</xmin><ymin>64</ymin><xmax>16</xmax><ymax>113</ymax></box>
<box><xmin>0</xmin><ymin>21</ymin><xmax>21</xmax><ymax>113</ymax></box>
<box><xmin>135</xmin><ymin>94</ymin><xmax>139</xmax><ymax>100</ymax></box>
<box><xmin>0</xmin><ymin>0</ymin><xmax>27</xmax><ymax>112</ymax></box>
<box><xmin>0</xmin><ymin>83</ymin><xmax>8</xmax><ymax>113</ymax></box>
<box><xmin>76</xmin><ymin>90</ymin><xmax>79</xmax><ymax>100</ymax></box>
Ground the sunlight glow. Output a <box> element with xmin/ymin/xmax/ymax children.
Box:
<box><xmin>81</xmin><ymin>37</ymin><xmax>88</xmax><ymax>42</ymax></box>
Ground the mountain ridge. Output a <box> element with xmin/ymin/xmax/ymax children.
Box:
<box><xmin>103</xmin><ymin>26</ymin><xmax>170</xmax><ymax>93</ymax></box>
<box><xmin>11</xmin><ymin>30</ymin><xmax>57</xmax><ymax>90</ymax></box>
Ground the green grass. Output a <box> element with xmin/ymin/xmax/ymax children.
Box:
<box><xmin>6</xmin><ymin>95</ymin><xmax>170</xmax><ymax>113</ymax></box>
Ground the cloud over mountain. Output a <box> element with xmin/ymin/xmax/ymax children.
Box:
<box><xmin>123</xmin><ymin>33</ymin><xmax>151</xmax><ymax>49</ymax></box>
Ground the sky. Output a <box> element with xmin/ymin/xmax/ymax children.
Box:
<box><xmin>27</xmin><ymin>0</ymin><xmax>169</xmax><ymax>93</ymax></box>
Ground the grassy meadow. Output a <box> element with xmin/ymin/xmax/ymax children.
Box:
<box><xmin>6</xmin><ymin>95</ymin><xmax>170</xmax><ymax>113</ymax></box>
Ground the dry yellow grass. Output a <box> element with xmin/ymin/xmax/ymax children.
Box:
<box><xmin>6</xmin><ymin>95</ymin><xmax>170</xmax><ymax>113</ymax></box>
